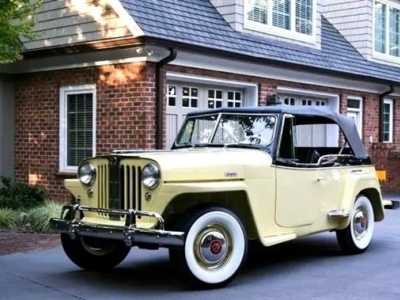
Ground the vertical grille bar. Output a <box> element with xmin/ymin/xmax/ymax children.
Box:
<box><xmin>137</xmin><ymin>166</ymin><xmax>142</xmax><ymax>212</ymax></box>
<box><xmin>131</xmin><ymin>166</ymin><xmax>136</xmax><ymax>210</ymax></box>
<box><xmin>105</xmin><ymin>164</ymin><xmax>109</xmax><ymax>209</ymax></box>
<box><xmin>97</xmin><ymin>163</ymin><xmax>110</xmax><ymax>216</ymax></box>
<box><xmin>124</xmin><ymin>165</ymin><xmax>130</xmax><ymax>211</ymax></box>
<box><xmin>129</xmin><ymin>166</ymin><xmax>134</xmax><ymax>210</ymax></box>
<box><xmin>100</xmin><ymin>165</ymin><xmax>104</xmax><ymax>209</ymax></box>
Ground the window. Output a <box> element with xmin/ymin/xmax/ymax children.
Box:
<box><xmin>347</xmin><ymin>97</ymin><xmax>363</xmax><ymax>138</ymax></box>
<box><xmin>59</xmin><ymin>85</ymin><xmax>96</xmax><ymax>172</ymax></box>
<box><xmin>382</xmin><ymin>99</ymin><xmax>393</xmax><ymax>143</ymax></box>
<box><xmin>374</xmin><ymin>1</ymin><xmax>400</xmax><ymax>59</ymax></box>
<box><xmin>244</xmin><ymin>0</ymin><xmax>315</xmax><ymax>41</ymax></box>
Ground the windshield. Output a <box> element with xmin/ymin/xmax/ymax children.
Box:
<box><xmin>176</xmin><ymin>113</ymin><xmax>277</xmax><ymax>146</ymax></box>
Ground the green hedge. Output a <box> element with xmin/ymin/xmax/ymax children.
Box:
<box><xmin>0</xmin><ymin>176</ymin><xmax>63</xmax><ymax>233</ymax></box>
<box><xmin>0</xmin><ymin>176</ymin><xmax>48</xmax><ymax>211</ymax></box>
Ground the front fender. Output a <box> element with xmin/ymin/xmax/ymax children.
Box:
<box><xmin>64</xmin><ymin>179</ymin><xmax>88</xmax><ymax>204</ymax></box>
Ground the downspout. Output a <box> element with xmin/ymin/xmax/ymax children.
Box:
<box><xmin>379</xmin><ymin>85</ymin><xmax>394</xmax><ymax>142</ymax></box>
<box><xmin>155</xmin><ymin>48</ymin><xmax>177</xmax><ymax>149</ymax></box>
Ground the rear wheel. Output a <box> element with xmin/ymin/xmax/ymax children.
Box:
<box><xmin>336</xmin><ymin>195</ymin><xmax>375</xmax><ymax>254</ymax></box>
<box><xmin>169</xmin><ymin>206</ymin><xmax>248</xmax><ymax>289</ymax></box>
<box><xmin>61</xmin><ymin>234</ymin><xmax>131</xmax><ymax>271</ymax></box>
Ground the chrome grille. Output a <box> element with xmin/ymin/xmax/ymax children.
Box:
<box><xmin>95</xmin><ymin>159</ymin><xmax>141</xmax><ymax>217</ymax></box>
<box><xmin>120</xmin><ymin>164</ymin><xmax>142</xmax><ymax>213</ymax></box>
<box><xmin>97</xmin><ymin>163</ymin><xmax>109</xmax><ymax>215</ymax></box>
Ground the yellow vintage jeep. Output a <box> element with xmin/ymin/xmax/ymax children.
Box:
<box><xmin>51</xmin><ymin>106</ymin><xmax>391</xmax><ymax>289</ymax></box>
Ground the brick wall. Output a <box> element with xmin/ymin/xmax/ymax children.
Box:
<box><xmin>15</xmin><ymin>62</ymin><xmax>157</xmax><ymax>200</ymax></box>
<box><xmin>14</xmin><ymin>62</ymin><xmax>400</xmax><ymax>199</ymax></box>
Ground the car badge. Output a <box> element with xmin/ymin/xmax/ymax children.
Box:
<box><xmin>224</xmin><ymin>171</ymin><xmax>238</xmax><ymax>177</ymax></box>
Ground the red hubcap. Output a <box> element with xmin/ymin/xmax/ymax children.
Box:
<box><xmin>360</xmin><ymin>217</ymin><xmax>366</xmax><ymax>228</ymax></box>
<box><xmin>210</xmin><ymin>240</ymin><xmax>222</xmax><ymax>255</ymax></box>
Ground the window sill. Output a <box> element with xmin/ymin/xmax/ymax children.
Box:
<box><xmin>372</xmin><ymin>51</ymin><xmax>400</xmax><ymax>65</ymax></box>
<box><xmin>243</xmin><ymin>22</ymin><xmax>317</xmax><ymax>45</ymax></box>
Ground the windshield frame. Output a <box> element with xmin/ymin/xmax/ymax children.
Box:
<box><xmin>173</xmin><ymin>112</ymin><xmax>279</xmax><ymax>149</ymax></box>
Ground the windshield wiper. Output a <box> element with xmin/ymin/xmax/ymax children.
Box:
<box><xmin>176</xmin><ymin>143</ymin><xmax>221</xmax><ymax>148</ymax></box>
<box><xmin>224</xmin><ymin>143</ymin><xmax>261</xmax><ymax>149</ymax></box>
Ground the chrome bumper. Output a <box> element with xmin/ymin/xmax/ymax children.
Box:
<box><xmin>49</xmin><ymin>204</ymin><xmax>185</xmax><ymax>247</ymax></box>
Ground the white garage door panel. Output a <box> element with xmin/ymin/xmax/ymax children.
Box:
<box><xmin>279</xmin><ymin>95</ymin><xmax>331</xmax><ymax>147</ymax></box>
<box><xmin>167</xmin><ymin>114</ymin><xmax>178</xmax><ymax>148</ymax></box>
<box><xmin>166</xmin><ymin>83</ymin><xmax>247</xmax><ymax>149</ymax></box>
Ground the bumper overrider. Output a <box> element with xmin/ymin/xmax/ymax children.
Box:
<box><xmin>49</xmin><ymin>204</ymin><xmax>185</xmax><ymax>247</ymax></box>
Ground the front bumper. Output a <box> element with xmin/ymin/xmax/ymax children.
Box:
<box><xmin>49</xmin><ymin>204</ymin><xmax>185</xmax><ymax>247</ymax></box>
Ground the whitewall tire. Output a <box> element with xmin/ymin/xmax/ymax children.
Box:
<box><xmin>170</xmin><ymin>206</ymin><xmax>248</xmax><ymax>289</ymax></box>
<box><xmin>336</xmin><ymin>195</ymin><xmax>375</xmax><ymax>254</ymax></box>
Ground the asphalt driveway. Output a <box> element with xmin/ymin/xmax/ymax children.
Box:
<box><xmin>1</xmin><ymin>209</ymin><xmax>400</xmax><ymax>300</ymax></box>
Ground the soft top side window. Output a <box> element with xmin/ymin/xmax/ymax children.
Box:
<box><xmin>276</xmin><ymin>114</ymin><xmax>360</xmax><ymax>168</ymax></box>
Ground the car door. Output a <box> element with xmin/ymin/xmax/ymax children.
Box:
<box><xmin>274</xmin><ymin>114</ymin><xmax>331</xmax><ymax>228</ymax></box>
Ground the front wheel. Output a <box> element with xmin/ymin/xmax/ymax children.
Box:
<box><xmin>336</xmin><ymin>195</ymin><xmax>375</xmax><ymax>254</ymax></box>
<box><xmin>170</xmin><ymin>206</ymin><xmax>248</xmax><ymax>289</ymax></box>
<box><xmin>61</xmin><ymin>234</ymin><xmax>131</xmax><ymax>271</ymax></box>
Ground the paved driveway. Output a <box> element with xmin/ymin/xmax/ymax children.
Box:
<box><xmin>1</xmin><ymin>210</ymin><xmax>399</xmax><ymax>300</ymax></box>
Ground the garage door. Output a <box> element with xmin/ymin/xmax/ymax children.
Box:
<box><xmin>278</xmin><ymin>94</ymin><xmax>331</xmax><ymax>147</ymax></box>
<box><xmin>166</xmin><ymin>84</ymin><xmax>245</xmax><ymax>148</ymax></box>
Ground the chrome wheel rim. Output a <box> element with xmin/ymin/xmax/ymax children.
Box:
<box><xmin>80</xmin><ymin>237</ymin><xmax>116</xmax><ymax>256</ymax></box>
<box><xmin>193</xmin><ymin>224</ymin><xmax>232</xmax><ymax>270</ymax></box>
<box><xmin>353</xmin><ymin>206</ymin><xmax>368</xmax><ymax>240</ymax></box>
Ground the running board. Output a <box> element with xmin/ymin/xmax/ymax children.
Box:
<box><xmin>261</xmin><ymin>233</ymin><xmax>297</xmax><ymax>247</ymax></box>
<box><xmin>383</xmin><ymin>200</ymin><xmax>400</xmax><ymax>210</ymax></box>
<box><xmin>328</xmin><ymin>209</ymin><xmax>349</xmax><ymax>218</ymax></box>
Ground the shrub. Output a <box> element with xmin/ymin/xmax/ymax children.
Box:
<box><xmin>0</xmin><ymin>176</ymin><xmax>48</xmax><ymax>211</ymax></box>
<box><xmin>0</xmin><ymin>208</ymin><xmax>19</xmax><ymax>229</ymax></box>
<box><xmin>23</xmin><ymin>201</ymin><xmax>63</xmax><ymax>233</ymax></box>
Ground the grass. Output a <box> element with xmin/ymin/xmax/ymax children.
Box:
<box><xmin>22</xmin><ymin>201</ymin><xmax>64</xmax><ymax>233</ymax></box>
<box><xmin>0</xmin><ymin>201</ymin><xmax>63</xmax><ymax>233</ymax></box>
<box><xmin>0</xmin><ymin>208</ymin><xmax>19</xmax><ymax>229</ymax></box>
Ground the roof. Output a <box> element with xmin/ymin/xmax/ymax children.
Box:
<box><xmin>120</xmin><ymin>0</ymin><xmax>400</xmax><ymax>85</ymax></box>
<box><xmin>184</xmin><ymin>105</ymin><xmax>368</xmax><ymax>158</ymax></box>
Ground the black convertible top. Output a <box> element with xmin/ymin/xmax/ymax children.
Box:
<box><xmin>186</xmin><ymin>106</ymin><xmax>369</xmax><ymax>158</ymax></box>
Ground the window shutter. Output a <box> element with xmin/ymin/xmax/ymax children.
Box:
<box><xmin>273</xmin><ymin>0</ymin><xmax>290</xmax><ymax>30</ymax></box>
<box><xmin>389</xmin><ymin>7</ymin><xmax>400</xmax><ymax>57</ymax></box>
<box><xmin>295</xmin><ymin>0</ymin><xmax>312</xmax><ymax>35</ymax></box>
<box><xmin>67</xmin><ymin>93</ymin><xmax>93</xmax><ymax>166</ymax></box>
<box><xmin>247</xmin><ymin>0</ymin><xmax>268</xmax><ymax>25</ymax></box>
<box><xmin>375</xmin><ymin>2</ymin><xmax>387</xmax><ymax>53</ymax></box>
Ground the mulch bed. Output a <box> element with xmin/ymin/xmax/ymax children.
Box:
<box><xmin>0</xmin><ymin>231</ymin><xmax>61</xmax><ymax>256</ymax></box>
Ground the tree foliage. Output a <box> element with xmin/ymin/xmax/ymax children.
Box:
<box><xmin>0</xmin><ymin>0</ymin><xmax>42</xmax><ymax>64</ymax></box>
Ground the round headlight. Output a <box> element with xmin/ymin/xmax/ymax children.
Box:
<box><xmin>78</xmin><ymin>162</ymin><xmax>96</xmax><ymax>186</ymax></box>
<box><xmin>142</xmin><ymin>163</ymin><xmax>160</xmax><ymax>189</ymax></box>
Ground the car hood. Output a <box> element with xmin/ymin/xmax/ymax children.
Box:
<box><xmin>115</xmin><ymin>148</ymin><xmax>273</xmax><ymax>182</ymax></box>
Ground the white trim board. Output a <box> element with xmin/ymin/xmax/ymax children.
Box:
<box><xmin>2</xmin><ymin>46</ymin><xmax>400</xmax><ymax>96</ymax></box>
<box><xmin>108</xmin><ymin>0</ymin><xmax>145</xmax><ymax>37</ymax></box>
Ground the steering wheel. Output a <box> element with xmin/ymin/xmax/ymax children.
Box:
<box><xmin>241</xmin><ymin>135</ymin><xmax>269</xmax><ymax>144</ymax></box>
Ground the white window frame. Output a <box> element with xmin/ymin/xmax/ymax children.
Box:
<box><xmin>347</xmin><ymin>96</ymin><xmax>363</xmax><ymax>139</ymax></box>
<box><xmin>373</xmin><ymin>0</ymin><xmax>400</xmax><ymax>63</ymax></box>
<box><xmin>383</xmin><ymin>98</ymin><xmax>394</xmax><ymax>143</ymax></box>
<box><xmin>243</xmin><ymin>0</ymin><xmax>317</xmax><ymax>44</ymax></box>
<box><xmin>59</xmin><ymin>84</ymin><xmax>96</xmax><ymax>172</ymax></box>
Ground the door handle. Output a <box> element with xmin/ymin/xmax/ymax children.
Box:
<box><xmin>313</xmin><ymin>177</ymin><xmax>324</xmax><ymax>182</ymax></box>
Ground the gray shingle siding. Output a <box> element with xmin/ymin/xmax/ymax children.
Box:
<box><xmin>120</xmin><ymin>0</ymin><xmax>400</xmax><ymax>84</ymax></box>
<box><xmin>323</xmin><ymin>0</ymin><xmax>373</xmax><ymax>60</ymax></box>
